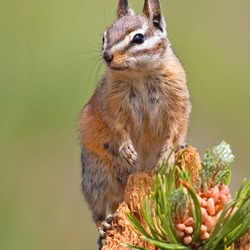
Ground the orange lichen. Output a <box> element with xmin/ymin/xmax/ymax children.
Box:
<box><xmin>103</xmin><ymin>172</ymin><xmax>155</xmax><ymax>250</ymax></box>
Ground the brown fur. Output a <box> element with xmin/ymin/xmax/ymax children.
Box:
<box><xmin>79</xmin><ymin>0</ymin><xmax>191</xmax><ymax>226</ymax></box>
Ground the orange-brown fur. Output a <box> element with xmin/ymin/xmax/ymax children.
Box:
<box><xmin>79</xmin><ymin>0</ymin><xmax>191</xmax><ymax>227</ymax></box>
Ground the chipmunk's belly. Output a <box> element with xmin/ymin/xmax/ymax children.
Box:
<box><xmin>132</xmin><ymin>127</ymin><xmax>165</xmax><ymax>171</ymax></box>
<box><xmin>127</xmin><ymin>81</ymin><xmax>168</xmax><ymax>170</ymax></box>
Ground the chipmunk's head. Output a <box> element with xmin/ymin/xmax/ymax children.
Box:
<box><xmin>102</xmin><ymin>0</ymin><xmax>168</xmax><ymax>72</ymax></box>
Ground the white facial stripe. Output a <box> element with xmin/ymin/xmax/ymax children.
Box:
<box><xmin>130</xmin><ymin>53</ymin><xmax>160</xmax><ymax>63</ymax></box>
<box><xmin>130</xmin><ymin>37</ymin><xmax>159</xmax><ymax>53</ymax></box>
<box><xmin>108</xmin><ymin>27</ymin><xmax>161</xmax><ymax>55</ymax></box>
<box><xmin>109</xmin><ymin>25</ymin><xmax>150</xmax><ymax>53</ymax></box>
<box><xmin>113</xmin><ymin>28</ymin><xmax>146</xmax><ymax>52</ymax></box>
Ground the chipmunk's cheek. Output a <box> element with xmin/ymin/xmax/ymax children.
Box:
<box><xmin>113</xmin><ymin>52</ymin><xmax>126</xmax><ymax>63</ymax></box>
<box><xmin>111</xmin><ymin>53</ymin><xmax>129</xmax><ymax>69</ymax></box>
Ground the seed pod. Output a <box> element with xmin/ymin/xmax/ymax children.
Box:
<box><xmin>205</xmin><ymin>215</ymin><xmax>215</xmax><ymax>232</ymax></box>
<box><xmin>198</xmin><ymin>195</ymin><xmax>207</xmax><ymax>207</ymax></box>
<box><xmin>220</xmin><ymin>185</ymin><xmax>230</xmax><ymax>195</ymax></box>
<box><xmin>176</xmin><ymin>230</ymin><xmax>184</xmax><ymax>238</ymax></box>
<box><xmin>217</xmin><ymin>194</ymin><xmax>228</xmax><ymax>212</ymax></box>
<box><xmin>200</xmin><ymin>231</ymin><xmax>210</xmax><ymax>240</ymax></box>
<box><xmin>201</xmin><ymin>207</ymin><xmax>209</xmax><ymax>221</ymax></box>
<box><xmin>175</xmin><ymin>223</ymin><xmax>185</xmax><ymax>231</ymax></box>
<box><xmin>207</xmin><ymin>197</ymin><xmax>215</xmax><ymax>216</ymax></box>
<box><xmin>210</xmin><ymin>186</ymin><xmax>220</xmax><ymax>202</ymax></box>
<box><xmin>184</xmin><ymin>226</ymin><xmax>193</xmax><ymax>235</ymax></box>
<box><xmin>200</xmin><ymin>224</ymin><xmax>207</xmax><ymax>234</ymax></box>
<box><xmin>183</xmin><ymin>236</ymin><xmax>192</xmax><ymax>245</ymax></box>
<box><xmin>183</xmin><ymin>217</ymin><xmax>194</xmax><ymax>226</ymax></box>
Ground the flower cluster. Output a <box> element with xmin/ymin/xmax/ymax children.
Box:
<box><xmin>171</xmin><ymin>142</ymin><xmax>234</xmax><ymax>245</ymax></box>
<box><xmin>172</xmin><ymin>184</ymin><xmax>232</xmax><ymax>245</ymax></box>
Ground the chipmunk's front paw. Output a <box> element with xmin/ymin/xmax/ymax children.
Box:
<box><xmin>119</xmin><ymin>141</ymin><xmax>138</xmax><ymax>166</ymax></box>
<box><xmin>97</xmin><ymin>214</ymin><xmax>114</xmax><ymax>250</ymax></box>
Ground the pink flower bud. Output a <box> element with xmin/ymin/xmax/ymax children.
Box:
<box><xmin>200</xmin><ymin>224</ymin><xmax>207</xmax><ymax>233</ymax></box>
<box><xmin>183</xmin><ymin>236</ymin><xmax>192</xmax><ymax>245</ymax></box>
<box><xmin>207</xmin><ymin>197</ymin><xmax>215</xmax><ymax>216</ymax></box>
<box><xmin>210</xmin><ymin>186</ymin><xmax>219</xmax><ymax>202</ymax></box>
<box><xmin>183</xmin><ymin>217</ymin><xmax>194</xmax><ymax>226</ymax></box>
<box><xmin>175</xmin><ymin>223</ymin><xmax>185</xmax><ymax>231</ymax></box>
<box><xmin>184</xmin><ymin>226</ymin><xmax>194</xmax><ymax>235</ymax></box>
<box><xmin>176</xmin><ymin>230</ymin><xmax>184</xmax><ymax>238</ymax></box>
<box><xmin>198</xmin><ymin>195</ymin><xmax>207</xmax><ymax>207</ymax></box>
<box><xmin>200</xmin><ymin>232</ymin><xmax>210</xmax><ymax>240</ymax></box>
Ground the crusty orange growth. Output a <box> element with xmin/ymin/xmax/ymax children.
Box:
<box><xmin>175</xmin><ymin>147</ymin><xmax>201</xmax><ymax>184</ymax></box>
<box><xmin>102</xmin><ymin>172</ymin><xmax>156</xmax><ymax>250</ymax></box>
<box><xmin>124</xmin><ymin>171</ymin><xmax>155</xmax><ymax>221</ymax></box>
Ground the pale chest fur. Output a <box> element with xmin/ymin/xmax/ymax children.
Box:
<box><xmin>102</xmin><ymin>73</ymin><xmax>179</xmax><ymax>169</ymax></box>
<box><xmin>126</xmin><ymin>77</ymin><xmax>165</xmax><ymax>133</ymax></box>
<box><xmin>103</xmin><ymin>73</ymin><xmax>170</xmax><ymax>129</ymax></box>
<box><xmin>128</xmin><ymin>78</ymin><xmax>168</xmax><ymax>169</ymax></box>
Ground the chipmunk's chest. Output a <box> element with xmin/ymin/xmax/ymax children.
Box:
<box><xmin>125</xmin><ymin>78</ymin><xmax>168</xmax><ymax>169</ymax></box>
<box><xmin>126</xmin><ymin>78</ymin><xmax>165</xmax><ymax>131</ymax></box>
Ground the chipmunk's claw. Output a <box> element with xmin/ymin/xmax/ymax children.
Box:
<box><xmin>120</xmin><ymin>141</ymin><xmax>138</xmax><ymax>166</ymax></box>
<box><xmin>97</xmin><ymin>214</ymin><xmax>114</xmax><ymax>250</ymax></box>
<box><xmin>175</xmin><ymin>143</ymin><xmax>189</xmax><ymax>152</ymax></box>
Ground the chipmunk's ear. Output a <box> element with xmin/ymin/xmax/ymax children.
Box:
<box><xmin>143</xmin><ymin>0</ymin><xmax>166</xmax><ymax>33</ymax></box>
<box><xmin>117</xmin><ymin>0</ymin><xmax>134</xmax><ymax>18</ymax></box>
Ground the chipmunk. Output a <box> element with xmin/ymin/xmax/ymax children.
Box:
<box><xmin>79</xmin><ymin>0</ymin><xmax>191</xmax><ymax>248</ymax></box>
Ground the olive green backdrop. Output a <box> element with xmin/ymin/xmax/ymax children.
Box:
<box><xmin>0</xmin><ymin>0</ymin><xmax>249</xmax><ymax>249</ymax></box>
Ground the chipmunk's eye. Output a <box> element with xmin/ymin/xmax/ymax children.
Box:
<box><xmin>102</xmin><ymin>36</ymin><xmax>105</xmax><ymax>44</ymax></box>
<box><xmin>131</xmin><ymin>33</ymin><xmax>144</xmax><ymax>44</ymax></box>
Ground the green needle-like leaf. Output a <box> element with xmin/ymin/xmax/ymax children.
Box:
<box><xmin>142</xmin><ymin>237</ymin><xmax>188</xmax><ymax>250</ymax></box>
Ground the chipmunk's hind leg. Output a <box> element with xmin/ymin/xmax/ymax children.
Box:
<box><xmin>81</xmin><ymin>148</ymin><xmax>117</xmax><ymax>249</ymax></box>
<box><xmin>81</xmin><ymin>149</ymin><xmax>109</xmax><ymax>217</ymax></box>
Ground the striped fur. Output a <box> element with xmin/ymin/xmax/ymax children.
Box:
<box><xmin>79</xmin><ymin>0</ymin><xmax>191</xmax><ymax>226</ymax></box>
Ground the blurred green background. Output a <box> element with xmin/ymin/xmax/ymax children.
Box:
<box><xmin>0</xmin><ymin>0</ymin><xmax>249</xmax><ymax>249</ymax></box>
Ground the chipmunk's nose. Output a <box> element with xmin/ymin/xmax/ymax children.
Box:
<box><xmin>103</xmin><ymin>51</ymin><xmax>113</xmax><ymax>64</ymax></box>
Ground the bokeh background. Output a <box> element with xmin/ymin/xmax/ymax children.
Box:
<box><xmin>1</xmin><ymin>0</ymin><xmax>249</xmax><ymax>249</ymax></box>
